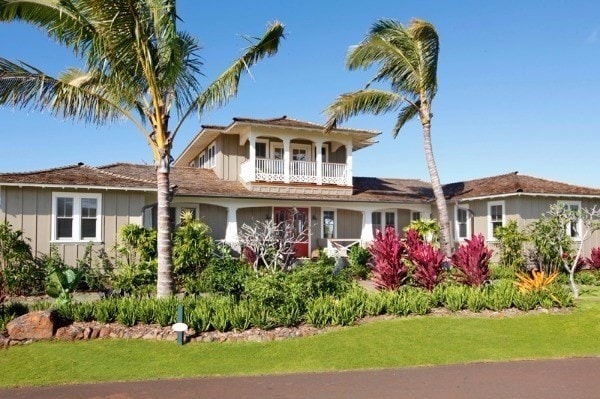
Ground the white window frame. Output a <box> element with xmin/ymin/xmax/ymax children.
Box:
<box><xmin>197</xmin><ymin>151</ymin><xmax>206</xmax><ymax>168</ymax></box>
<box><xmin>455</xmin><ymin>205</ymin><xmax>471</xmax><ymax>241</ymax></box>
<box><xmin>411</xmin><ymin>211</ymin><xmax>422</xmax><ymax>222</ymax></box>
<box><xmin>51</xmin><ymin>192</ymin><xmax>102</xmax><ymax>242</ymax></box>
<box><xmin>207</xmin><ymin>142</ymin><xmax>216</xmax><ymax>168</ymax></box>
<box><xmin>558</xmin><ymin>200</ymin><xmax>582</xmax><ymax>241</ymax></box>
<box><xmin>322</xmin><ymin>208</ymin><xmax>337</xmax><ymax>239</ymax></box>
<box><xmin>270</xmin><ymin>142</ymin><xmax>284</xmax><ymax>160</ymax></box>
<box><xmin>487</xmin><ymin>200</ymin><xmax>505</xmax><ymax>241</ymax></box>
<box><xmin>372</xmin><ymin>209</ymin><xmax>396</xmax><ymax>234</ymax></box>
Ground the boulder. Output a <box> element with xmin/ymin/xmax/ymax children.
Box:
<box><xmin>7</xmin><ymin>310</ymin><xmax>57</xmax><ymax>340</ymax></box>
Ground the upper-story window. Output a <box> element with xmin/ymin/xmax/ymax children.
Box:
<box><xmin>558</xmin><ymin>200</ymin><xmax>582</xmax><ymax>240</ymax></box>
<box><xmin>455</xmin><ymin>205</ymin><xmax>470</xmax><ymax>241</ymax></box>
<box><xmin>197</xmin><ymin>152</ymin><xmax>205</xmax><ymax>168</ymax></box>
<box><xmin>207</xmin><ymin>143</ymin><xmax>216</xmax><ymax>168</ymax></box>
<box><xmin>488</xmin><ymin>200</ymin><xmax>505</xmax><ymax>241</ymax></box>
<box><xmin>52</xmin><ymin>192</ymin><xmax>102</xmax><ymax>242</ymax></box>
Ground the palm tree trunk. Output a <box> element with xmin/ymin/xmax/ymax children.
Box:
<box><xmin>156</xmin><ymin>157</ymin><xmax>174</xmax><ymax>298</ymax></box>
<box><xmin>421</xmin><ymin>118</ymin><xmax>452</xmax><ymax>257</ymax></box>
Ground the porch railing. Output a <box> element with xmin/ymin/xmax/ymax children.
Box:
<box><xmin>241</xmin><ymin>159</ymin><xmax>348</xmax><ymax>186</ymax></box>
<box><xmin>325</xmin><ymin>238</ymin><xmax>362</xmax><ymax>257</ymax></box>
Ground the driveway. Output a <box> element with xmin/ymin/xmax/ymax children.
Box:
<box><xmin>1</xmin><ymin>357</ymin><xmax>599</xmax><ymax>399</ymax></box>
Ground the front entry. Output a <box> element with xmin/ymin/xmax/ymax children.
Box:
<box><xmin>274</xmin><ymin>207</ymin><xmax>309</xmax><ymax>257</ymax></box>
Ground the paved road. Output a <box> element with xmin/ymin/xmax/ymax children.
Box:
<box><xmin>1</xmin><ymin>357</ymin><xmax>599</xmax><ymax>399</ymax></box>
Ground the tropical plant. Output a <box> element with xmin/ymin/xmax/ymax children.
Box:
<box><xmin>173</xmin><ymin>210</ymin><xmax>215</xmax><ymax>285</ymax></box>
<box><xmin>46</xmin><ymin>266</ymin><xmax>85</xmax><ymax>306</ymax></box>
<box><xmin>347</xmin><ymin>245</ymin><xmax>372</xmax><ymax>279</ymax></box>
<box><xmin>324</xmin><ymin>18</ymin><xmax>451</xmax><ymax>256</ymax></box>
<box><xmin>494</xmin><ymin>220</ymin><xmax>527</xmax><ymax>269</ymax></box>
<box><xmin>0</xmin><ymin>1</ymin><xmax>284</xmax><ymax>297</ymax></box>
<box><xmin>404</xmin><ymin>219</ymin><xmax>440</xmax><ymax>245</ymax></box>
<box><xmin>585</xmin><ymin>247</ymin><xmax>600</xmax><ymax>270</ymax></box>
<box><xmin>405</xmin><ymin>229</ymin><xmax>446</xmax><ymax>290</ymax></box>
<box><xmin>368</xmin><ymin>227</ymin><xmax>408</xmax><ymax>290</ymax></box>
<box><xmin>514</xmin><ymin>269</ymin><xmax>559</xmax><ymax>293</ymax></box>
<box><xmin>0</xmin><ymin>222</ymin><xmax>45</xmax><ymax>295</ymax></box>
<box><xmin>451</xmin><ymin>234</ymin><xmax>493</xmax><ymax>287</ymax></box>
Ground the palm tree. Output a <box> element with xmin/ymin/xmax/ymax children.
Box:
<box><xmin>0</xmin><ymin>0</ymin><xmax>284</xmax><ymax>297</ymax></box>
<box><xmin>324</xmin><ymin>18</ymin><xmax>452</xmax><ymax>256</ymax></box>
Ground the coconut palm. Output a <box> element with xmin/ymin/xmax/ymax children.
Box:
<box><xmin>0</xmin><ymin>0</ymin><xmax>284</xmax><ymax>297</ymax></box>
<box><xmin>324</xmin><ymin>18</ymin><xmax>451</xmax><ymax>256</ymax></box>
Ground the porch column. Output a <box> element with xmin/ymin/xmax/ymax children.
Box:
<box><xmin>360</xmin><ymin>208</ymin><xmax>375</xmax><ymax>245</ymax></box>
<box><xmin>224</xmin><ymin>206</ymin><xmax>239</xmax><ymax>250</ymax></box>
<box><xmin>345</xmin><ymin>142</ymin><xmax>353</xmax><ymax>186</ymax></box>
<box><xmin>315</xmin><ymin>140</ymin><xmax>323</xmax><ymax>185</ymax></box>
<box><xmin>248</xmin><ymin>134</ymin><xmax>256</xmax><ymax>182</ymax></box>
<box><xmin>283</xmin><ymin>138</ymin><xmax>291</xmax><ymax>183</ymax></box>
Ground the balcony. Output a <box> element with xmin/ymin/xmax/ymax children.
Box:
<box><xmin>241</xmin><ymin>158</ymin><xmax>349</xmax><ymax>186</ymax></box>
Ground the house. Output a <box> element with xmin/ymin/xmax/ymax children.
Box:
<box><xmin>1</xmin><ymin>116</ymin><xmax>599</xmax><ymax>265</ymax></box>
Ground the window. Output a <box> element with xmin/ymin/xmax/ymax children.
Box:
<box><xmin>323</xmin><ymin>210</ymin><xmax>335</xmax><ymax>239</ymax></box>
<box><xmin>315</xmin><ymin>144</ymin><xmax>329</xmax><ymax>163</ymax></box>
<box><xmin>255</xmin><ymin>140</ymin><xmax>267</xmax><ymax>158</ymax></box>
<box><xmin>411</xmin><ymin>211</ymin><xmax>422</xmax><ymax>222</ymax></box>
<box><xmin>455</xmin><ymin>206</ymin><xmax>470</xmax><ymax>240</ymax></box>
<box><xmin>197</xmin><ymin>152</ymin><xmax>205</xmax><ymax>168</ymax></box>
<box><xmin>207</xmin><ymin>143</ymin><xmax>216</xmax><ymax>168</ymax></box>
<box><xmin>372</xmin><ymin>210</ymin><xmax>396</xmax><ymax>235</ymax></box>
<box><xmin>52</xmin><ymin>193</ymin><xmax>101</xmax><ymax>242</ymax></box>
<box><xmin>488</xmin><ymin>201</ymin><xmax>505</xmax><ymax>240</ymax></box>
<box><xmin>558</xmin><ymin>200</ymin><xmax>582</xmax><ymax>240</ymax></box>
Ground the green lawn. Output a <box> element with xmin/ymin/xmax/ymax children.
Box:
<box><xmin>2</xmin><ymin>290</ymin><xmax>600</xmax><ymax>388</ymax></box>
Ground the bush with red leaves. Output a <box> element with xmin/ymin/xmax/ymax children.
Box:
<box><xmin>451</xmin><ymin>234</ymin><xmax>493</xmax><ymax>286</ymax></box>
<box><xmin>369</xmin><ymin>227</ymin><xmax>408</xmax><ymax>290</ymax></box>
<box><xmin>585</xmin><ymin>247</ymin><xmax>600</xmax><ymax>270</ymax></box>
<box><xmin>405</xmin><ymin>229</ymin><xmax>446</xmax><ymax>290</ymax></box>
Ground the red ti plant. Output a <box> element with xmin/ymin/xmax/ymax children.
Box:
<box><xmin>451</xmin><ymin>234</ymin><xmax>493</xmax><ymax>286</ymax></box>
<box><xmin>585</xmin><ymin>247</ymin><xmax>600</xmax><ymax>270</ymax></box>
<box><xmin>369</xmin><ymin>227</ymin><xmax>408</xmax><ymax>290</ymax></box>
<box><xmin>405</xmin><ymin>229</ymin><xmax>446</xmax><ymax>290</ymax></box>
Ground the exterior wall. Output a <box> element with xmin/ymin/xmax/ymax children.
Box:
<box><xmin>311</xmin><ymin>206</ymin><xmax>321</xmax><ymax>254</ymax></box>
<box><xmin>198</xmin><ymin>204</ymin><xmax>227</xmax><ymax>240</ymax></box>
<box><xmin>0</xmin><ymin>186</ymin><xmax>146</xmax><ymax>266</ymax></box>
<box><xmin>329</xmin><ymin>145</ymin><xmax>346</xmax><ymax>163</ymax></box>
<box><xmin>397</xmin><ymin>209</ymin><xmax>411</xmax><ymax>233</ymax></box>
<box><xmin>337</xmin><ymin>209</ymin><xmax>362</xmax><ymax>239</ymax></box>
<box><xmin>215</xmin><ymin>134</ymin><xmax>247</xmax><ymax>181</ymax></box>
<box><xmin>237</xmin><ymin>206</ymin><xmax>272</xmax><ymax>231</ymax></box>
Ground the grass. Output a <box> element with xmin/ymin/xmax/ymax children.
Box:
<box><xmin>2</xmin><ymin>289</ymin><xmax>600</xmax><ymax>388</ymax></box>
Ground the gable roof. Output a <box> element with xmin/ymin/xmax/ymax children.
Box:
<box><xmin>443</xmin><ymin>171</ymin><xmax>600</xmax><ymax>200</ymax></box>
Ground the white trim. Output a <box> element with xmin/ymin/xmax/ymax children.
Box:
<box><xmin>453</xmin><ymin>192</ymin><xmax>600</xmax><ymax>202</ymax></box>
<box><xmin>455</xmin><ymin>204</ymin><xmax>471</xmax><ymax>242</ymax></box>
<box><xmin>411</xmin><ymin>211</ymin><xmax>422</xmax><ymax>221</ymax></box>
<box><xmin>487</xmin><ymin>200</ymin><xmax>505</xmax><ymax>241</ymax></box>
<box><xmin>0</xmin><ymin>183</ymin><xmax>154</xmax><ymax>192</ymax></box>
<box><xmin>558</xmin><ymin>200</ymin><xmax>583</xmax><ymax>241</ymax></box>
<box><xmin>207</xmin><ymin>142</ymin><xmax>216</xmax><ymax>168</ymax></box>
<box><xmin>322</xmin><ymin>208</ymin><xmax>337</xmax><ymax>239</ymax></box>
<box><xmin>51</xmin><ymin>192</ymin><xmax>102</xmax><ymax>243</ymax></box>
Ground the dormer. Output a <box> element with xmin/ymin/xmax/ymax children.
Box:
<box><xmin>174</xmin><ymin>116</ymin><xmax>380</xmax><ymax>195</ymax></box>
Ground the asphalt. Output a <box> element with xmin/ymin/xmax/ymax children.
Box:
<box><xmin>1</xmin><ymin>357</ymin><xmax>599</xmax><ymax>399</ymax></box>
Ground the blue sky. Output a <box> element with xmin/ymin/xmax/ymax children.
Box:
<box><xmin>1</xmin><ymin>0</ymin><xmax>599</xmax><ymax>188</ymax></box>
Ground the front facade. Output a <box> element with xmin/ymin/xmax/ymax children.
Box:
<box><xmin>1</xmin><ymin>116</ymin><xmax>600</xmax><ymax>265</ymax></box>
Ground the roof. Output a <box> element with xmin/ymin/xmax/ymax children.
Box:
<box><xmin>228</xmin><ymin>116</ymin><xmax>381</xmax><ymax>135</ymax></box>
<box><xmin>443</xmin><ymin>171</ymin><xmax>600</xmax><ymax>200</ymax></box>
<box><xmin>1</xmin><ymin>165</ymin><xmax>598</xmax><ymax>203</ymax></box>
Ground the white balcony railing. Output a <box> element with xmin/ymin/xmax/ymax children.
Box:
<box><xmin>241</xmin><ymin>159</ymin><xmax>348</xmax><ymax>186</ymax></box>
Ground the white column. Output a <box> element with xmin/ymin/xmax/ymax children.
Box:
<box><xmin>315</xmin><ymin>140</ymin><xmax>323</xmax><ymax>185</ymax></box>
<box><xmin>360</xmin><ymin>208</ymin><xmax>375</xmax><ymax>245</ymax></box>
<box><xmin>283</xmin><ymin>138</ymin><xmax>291</xmax><ymax>183</ymax></box>
<box><xmin>248</xmin><ymin>134</ymin><xmax>256</xmax><ymax>182</ymax></box>
<box><xmin>224</xmin><ymin>206</ymin><xmax>239</xmax><ymax>250</ymax></box>
<box><xmin>345</xmin><ymin>142</ymin><xmax>353</xmax><ymax>186</ymax></box>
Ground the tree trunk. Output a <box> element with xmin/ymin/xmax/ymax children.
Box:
<box><xmin>156</xmin><ymin>157</ymin><xmax>174</xmax><ymax>298</ymax></box>
<box><xmin>421</xmin><ymin>117</ymin><xmax>452</xmax><ymax>257</ymax></box>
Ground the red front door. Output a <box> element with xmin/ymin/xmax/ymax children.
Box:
<box><xmin>274</xmin><ymin>207</ymin><xmax>309</xmax><ymax>258</ymax></box>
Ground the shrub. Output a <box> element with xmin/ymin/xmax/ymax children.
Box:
<box><xmin>494</xmin><ymin>220</ymin><xmax>527</xmax><ymax>269</ymax></box>
<box><xmin>513</xmin><ymin>291</ymin><xmax>539</xmax><ymax>311</ymax></box>
<box><xmin>574</xmin><ymin>270</ymin><xmax>599</xmax><ymax>286</ymax></box>
<box><xmin>484</xmin><ymin>280</ymin><xmax>516</xmax><ymax>311</ymax></box>
<box><xmin>116</xmin><ymin>297</ymin><xmax>138</xmax><ymax>327</ymax></box>
<box><xmin>76</xmin><ymin>244</ymin><xmax>113</xmax><ymax>292</ymax></box>
<box><xmin>111</xmin><ymin>260</ymin><xmax>157</xmax><ymax>296</ymax></box>
<box><xmin>451</xmin><ymin>234</ymin><xmax>493</xmax><ymax>287</ymax></box>
<box><xmin>406</xmin><ymin>229</ymin><xmax>446</xmax><ymax>291</ymax></box>
<box><xmin>369</xmin><ymin>227</ymin><xmax>409</xmax><ymax>290</ymax></box>
<box><xmin>528</xmin><ymin>216</ymin><xmax>572</xmax><ymax>273</ymax></box>
<box><xmin>585</xmin><ymin>247</ymin><xmax>600</xmax><ymax>270</ymax></box>
<box><xmin>191</xmin><ymin>249</ymin><xmax>253</xmax><ymax>300</ymax></box>
<box><xmin>404</xmin><ymin>218</ymin><xmax>440</xmax><ymax>245</ymax></box>
<box><xmin>347</xmin><ymin>245</ymin><xmax>372</xmax><ymax>279</ymax></box>
<box><xmin>93</xmin><ymin>298</ymin><xmax>118</xmax><ymax>324</ymax></box>
<box><xmin>154</xmin><ymin>297</ymin><xmax>179</xmax><ymax>327</ymax></box>
<box><xmin>466</xmin><ymin>287</ymin><xmax>486</xmax><ymax>312</ymax></box>
<box><xmin>489</xmin><ymin>263</ymin><xmax>516</xmax><ymax>281</ymax></box>
<box><xmin>187</xmin><ymin>300</ymin><xmax>212</xmax><ymax>332</ymax></box>
<box><xmin>287</xmin><ymin>260</ymin><xmax>352</xmax><ymax>299</ymax></box>
<box><xmin>305</xmin><ymin>296</ymin><xmax>335</xmax><ymax>328</ymax></box>
<box><xmin>173</xmin><ymin>211</ymin><xmax>215</xmax><ymax>286</ymax></box>
<box><xmin>72</xmin><ymin>301</ymin><xmax>95</xmax><ymax>322</ymax></box>
<box><xmin>364</xmin><ymin>291</ymin><xmax>388</xmax><ymax>316</ymax></box>
<box><xmin>442</xmin><ymin>285</ymin><xmax>469</xmax><ymax>312</ymax></box>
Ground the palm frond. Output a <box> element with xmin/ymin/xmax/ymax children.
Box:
<box><xmin>407</xmin><ymin>19</ymin><xmax>439</xmax><ymax>101</ymax></box>
<box><xmin>0</xmin><ymin>58</ymin><xmax>123</xmax><ymax>124</ymax></box>
<box><xmin>391</xmin><ymin>103</ymin><xmax>419</xmax><ymax>138</ymax></box>
<box><xmin>324</xmin><ymin>89</ymin><xmax>402</xmax><ymax>132</ymax></box>
<box><xmin>172</xmin><ymin>21</ymin><xmax>284</xmax><ymax>138</ymax></box>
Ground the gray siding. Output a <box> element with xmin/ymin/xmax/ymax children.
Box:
<box><xmin>0</xmin><ymin>186</ymin><xmax>146</xmax><ymax>266</ymax></box>
<box><xmin>328</xmin><ymin>145</ymin><xmax>346</xmax><ymax>164</ymax></box>
<box><xmin>311</xmin><ymin>207</ymin><xmax>321</xmax><ymax>254</ymax></box>
<box><xmin>198</xmin><ymin>204</ymin><xmax>227</xmax><ymax>239</ymax></box>
<box><xmin>397</xmin><ymin>209</ymin><xmax>411</xmax><ymax>233</ymax></box>
<box><xmin>237</xmin><ymin>207</ymin><xmax>272</xmax><ymax>231</ymax></box>
<box><xmin>337</xmin><ymin>209</ymin><xmax>362</xmax><ymax>239</ymax></box>
<box><xmin>217</xmin><ymin>135</ymin><xmax>247</xmax><ymax>181</ymax></box>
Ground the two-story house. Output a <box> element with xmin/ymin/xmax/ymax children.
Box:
<box><xmin>1</xmin><ymin>115</ymin><xmax>599</xmax><ymax>265</ymax></box>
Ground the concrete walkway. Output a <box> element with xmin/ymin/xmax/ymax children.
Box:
<box><xmin>1</xmin><ymin>357</ymin><xmax>599</xmax><ymax>399</ymax></box>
